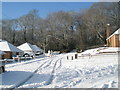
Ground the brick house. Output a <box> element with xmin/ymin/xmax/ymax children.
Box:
<box><xmin>106</xmin><ymin>28</ymin><xmax>120</xmax><ymax>47</ymax></box>
<box><xmin>0</xmin><ymin>41</ymin><xmax>23</xmax><ymax>59</ymax></box>
<box><xmin>0</xmin><ymin>50</ymin><xmax>5</xmax><ymax>59</ymax></box>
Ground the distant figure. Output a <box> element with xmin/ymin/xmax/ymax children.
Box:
<box><xmin>17</xmin><ymin>55</ymin><xmax>20</xmax><ymax>62</ymax></box>
<box><xmin>48</xmin><ymin>50</ymin><xmax>51</xmax><ymax>57</ymax></box>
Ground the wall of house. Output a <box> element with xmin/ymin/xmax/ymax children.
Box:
<box><xmin>107</xmin><ymin>34</ymin><xmax>120</xmax><ymax>47</ymax></box>
<box><xmin>3</xmin><ymin>51</ymin><xmax>12</xmax><ymax>59</ymax></box>
<box><xmin>3</xmin><ymin>52</ymin><xmax>24</xmax><ymax>59</ymax></box>
<box><xmin>115</xmin><ymin>34</ymin><xmax>120</xmax><ymax>47</ymax></box>
<box><xmin>0</xmin><ymin>54</ymin><xmax>4</xmax><ymax>59</ymax></box>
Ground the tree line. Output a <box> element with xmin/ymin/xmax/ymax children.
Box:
<box><xmin>2</xmin><ymin>2</ymin><xmax>120</xmax><ymax>52</ymax></box>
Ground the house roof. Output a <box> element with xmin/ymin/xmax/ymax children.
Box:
<box><xmin>17</xmin><ymin>42</ymin><xmax>36</xmax><ymax>52</ymax></box>
<box><xmin>106</xmin><ymin>28</ymin><xmax>120</xmax><ymax>40</ymax></box>
<box><xmin>32</xmin><ymin>45</ymin><xmax>43</xmax><ymax>52</ymax></box>
<box><xmin>0</xmin><ymin>41</ymin><xmax>23</xmax><ymax>52</ymax></box>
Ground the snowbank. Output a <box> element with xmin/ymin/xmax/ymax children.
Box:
<box><xmin>99</xmin><ymin>47</ymin><xmax>120</xmax><ymax>53</ymax></box>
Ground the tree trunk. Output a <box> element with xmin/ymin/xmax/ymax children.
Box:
<box><xmin>12</xmin><ymin>30</ymin><xmax>15</xmax><ymax>44</ymax></box>
<box><xmin>24</xmin><ymin>27</ymin><xmax>27</xmax><ymax>42</ymax></box>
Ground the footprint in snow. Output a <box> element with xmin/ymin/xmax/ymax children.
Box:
<box><xmin>110</xmin><ymin>81</ymin><xmax>117</xmax><ymax>87</ymax></box>
<box><xmin>102</xmin><ymin>84</ymin><xmax>109</xmax><ymax>88</ymax></box>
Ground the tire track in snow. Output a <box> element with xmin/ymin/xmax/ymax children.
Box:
<box><xmin>44</xmin><ymin>58</ymin><xmax>62</xmax><ymax>85</ymax></box>
<box><xmin>20</xmin><ymin>56</ymin><xmax>64</xmax><ymax>88</ymax></box>
<box><xmin>10</xmin><ymin>56</ymin><xmax>58</xmax><ymax>90</ymax></box>
<box><xmin>42</xmin><ymin>58</ymin><xmax>54</xmax><ymax>69</ymax></box>
<box><xmin>56</xmin><ymin>59</ymin><xmax>62</xmax><ymax>71</ymax></box>
<box><xmin>17</xmin><ymin>55</ymin><xmax>63</xmax><ymax>88</ymax></box>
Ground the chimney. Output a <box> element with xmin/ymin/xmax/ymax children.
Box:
<box><xmin>106</xmin><ymin>24</ymin><xmax>110</xmax><ymax>47</ymax></box>
<box><xmin>106</xmin><ymin>24</ymin><xmax>110</xmax><ymax>39</ymax></box>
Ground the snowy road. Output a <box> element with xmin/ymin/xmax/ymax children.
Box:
<box><xmin>19</xmin><ymin>55</ymin><xmax>64</xmax><ymax>88</ymax></box>
<box><xmin>1</xmin><ymin>51</ymin><xmax>119</xmax><ymax>88</ymax></box>
<box><xmin>1</xmin><ymin>54</ymin><xmax>65</xmax><ymax>88</ymax></box>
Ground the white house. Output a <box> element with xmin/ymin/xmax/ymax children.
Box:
<box><xmin>0</xmin><ymin>41</ymin><xmax>23</xmax><ymax>59</ymax></box>
<box><xmin>32</xmin><ymin>45</ymin><xmax>43</xmax><ymax>54</ymax></box>
<box><xmin>17</xmin><ymin>42</ymin><xmax>36</xmax><ymax>56</ymax></box>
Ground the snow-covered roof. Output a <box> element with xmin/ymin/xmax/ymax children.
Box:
<box><xmin>99</xmin><ymin>47</ymin><xmax>120</xmax><ymax>52</ymax></box>
<box><xmin>107</xmin><ymin>28</ymin><xmax>120</xmax><ymax>40</ymax></box>
<box><xmin>0</xmin><ymin>39</ymin><xmax>6</xmax><ymax>42</ymax></box>
<box><xmin>17</xmin><ymin>42</ymin><xmax>36</xmax><ymax>52</ymax></box>
<box><xmin>0</xmin><ymin>41</ymin><xmax>23</xmax><ymax>52</ymax></box>
<box><xmin>32</xmin><ymin>45</ymin><xmax>43</xmax><ymax>52</ymax></box>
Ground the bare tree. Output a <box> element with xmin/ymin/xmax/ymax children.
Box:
<box><xmin>2</xmin><ymin>2</ymin><xmax>119</xmax><ymax>52</ymax></box>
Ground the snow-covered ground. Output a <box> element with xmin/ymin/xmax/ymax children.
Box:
<box><xmin>0</xmin><ymin>47</ymin><xmax>119</xmax><ymax>88</ymax></box>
